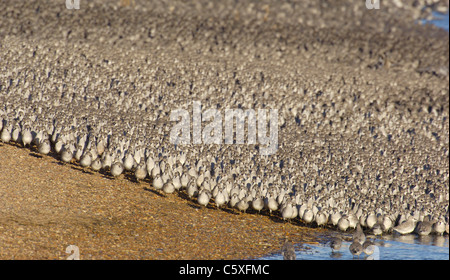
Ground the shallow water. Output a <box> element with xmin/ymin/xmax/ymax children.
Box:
<box><xmin>421</xmin><ymin>11</ymin><xmax>449</xmax><ymax>31</ymax></box>
<box><xmin>260</xmin><ymin>233</ymin><xmax>449</xmax><ymax>260</ymax></box>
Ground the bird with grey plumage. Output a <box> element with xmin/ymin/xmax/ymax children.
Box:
<box><xmin>433</xmin><ymin>216</ymin><xmax>446</xmax><ymax>235</ymax></box>
<box><xmin>162</xmin><ymin>182</ymin><xmax>175</xmax><ymax>194</ymax></box>
<box><xmin>372</xmin><ymin>223</ymin><xmax>383</xmax><ymax>236</ymax></box>
<box><xmin>251</xmin><ymin>196</ymin><xmax>264</xmax><ymax>213</ymax></box>
<box><xmin>349</xmin><ymin>240</ymin><xmax>363</xmax><ymax>258</ymax></box>
<box><xmin>91</xmin><ymin>157</ymin><xmax>102</xmax><ymax>171</ymax></box>
<box><xmin>393</xmin><ymin>216</ymin><xmax>418</xmax><ymax>235</ymax></box>
<box><xmin>337</xmin><ymin>215</ymin><xmax>350</xmax><ymax>232</ymax></box>
<box><xmin>38</xmin><ymin>139</ymin><xmax>51</xmax><ymax>155</ymax></box>
<box><xmin>152</xmin><ymin>174</ymin><xmax>164</xmax><ymax>191</ymax></box>
<box><xmin>281</xmin><ymin>239</ymin><xmax>296</xmax><ymax>260</ymax></box>
<box><xmin>329</xmin><ymin>236</ymin><xmax>343</xmax><ymax>252</ymax></box>
<box><xmin>186</xmin><ymin>179</ymin><xmax>199</xmax><ymax>199</ymax></box>
<box><xmin>353</xmin><ymin>223</ymin><xmax>366</xmax><ymax>244</ymax></box>
<box><xmin>60</xmin><ymin>144</ymin><xmax>74</xmax><ymax>163</ymax></box>
<box><xmin>362</xmin><ymin>240</ymin><xmax>379</xmax><ymax>260</ymax></box>
<box><xmin>236</xmin><ymin>197</ymin><xmax>250</xmax><ymax>213</ymax></box>
<box><xmin>197</xmin><ymin>189</ymin><xmax>211</xmax><ymax>207</ymax></box>
<box><xmin>214</xmin><ymin>188</ymin><xmax>226</xmax><ymax>208</ymax></box>
<box><xmin>110</xmin><ymin>161</ymin><xmax>124</xmax><ymax>177</ymax></box>
<box><xmin>134</xmin><ymin>159</ymin><xmax>148</xmax><ymax>181</ymax></box>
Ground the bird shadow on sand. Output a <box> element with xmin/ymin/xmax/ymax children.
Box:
<box><xmin>175</xmin><ymin>192</ymin><xmax>208</xmax><ymax>210</ymax></box>
<box><xmin>187</xmin><ymin>203</ymin><xmax>202</xmax><ymax>210</ymax></box>
<box><xmin>69</xmin><ymin>164</ymin><xmax>94</xmax><ymax>175</ymax></box>
<box><xmin>28</xmin><ymin>152</ymin><xmax>43</xmax><ymax>158</ymax></box>
<box><xmin>266</xmin><ymin>214</ymin><xmax>324</xmax><ymax>229</ymax></box>
<box><xmin>100</xmin><ymin>171</ymin><xmax>116</xmax><ymax>180</ymax></box>
<box><xmin>217</xmin><ymin>207</ymin><xmax>241</xmax><ymax>215</ymax></box>
<box><xmin>143</xmin><ymin>187</ymin><xmax>167</xmax><ymax>197</ymax></box>
<box><xmin>124</xmin><ymin>173</ymin><xmax>139</xmax><ymax>183</ymax></box>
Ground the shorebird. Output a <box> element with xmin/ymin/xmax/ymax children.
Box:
<box><xmin>161</xmin><ymin>171</ymin><xmax>170</xmax><ymax>185</ymax></box>
<box><xmin>349</xmin><ymin>240</ymin><xmax>363</xmax><ymax>258</ymax></box>
<box><xmin>162</xmin><ymin>182</ymin><xmax>175</xmax><ymax>194</ymax></box>
<box><xmin>197</xmin><ymin>189</ymin><xmax>211</xmax><ymax>207</ymax></box>
<box><xmin>348</xmin><ymin>211</ymin><xmax>359</xmax><ymax>229</ymax></box>
<box><xmin>381</xmin><ymin>215</ymin><xmax>393</xmax><ymax>232</ymax></box>
<box><xmin>178</xmin><ymin>152</ymin><xmax>187</xmax><ymax>166</ymax></box>
<box><xmin>282</xmin><ymin>202</ymin><xmax>295</xmax><ymax>221</ymax></box>
<box><xmin>359</xmin><ymin>212</ymin><xmax>367</xmax><ymax>227</ymax></box>
<box><xmin>80</xmin><ymin>152</ymin><xmax>92</xmax><ymax>167</ymax></box>
<box><xmin>251</xmin><ymin>196</ymin><xmax>264</xmax><ymax>213</ymax></box>
<box><xmin>281</xmin><ymin>240</ymin><xmax>296</xmax><ymax>260</ymax></box>
<box><xmin>11</xmin><ymin>124</ymin><xmax>21</xmax><ymax>142</ymax></box>
<box><xmin>146</xmin><ymin>156</ymin><xmax>155</xmax><ymax>175</ymax></box>
<box><xmin>172</xmin><ymin>174</ymin><xmax>182</xmax><ymax>190</ymax></box>
<box><xmin>353</xmin><ymin>224</ymin><xmax>366</xmax><ymax>244</ymax></box>
<box><xmin>372</xmin><ymin>223</ymin><xmax>383</xmax><ymax>236</ymax></box>
<box><xmin>186</xmin><ymin>180</ymin><xmax>199</xmax><ymax>198</ymax></box>
<box><xmin>393</xmin><ymin>216</ymin><xmax>417</xmax><ymax>235</ymax></box>
<box><xmin>236</xmin><ymin>197</ymin><xmax>250</xmax><ymax>213</ymax></box>
<box><xmin>201</xmin><ymin>178</ymin><xmax>211</xmax><ymax>192</ymax></box>
<box><xmin>110</xmin><ymin>161</ymin><xmax>124</xmax><ymax>177</ymax></box>
<box><xmin>188</xmin><ymin>166</ymin><xmax>198</xmax><ymax>177</ymax></box>
<box><xmin>60</xmin><ymin>145</ymin><xmax>74</xmax><ymax>163</ymax></box>
<box><xmin>315</xmin><ymin>210</ymin><xmax>328</xmax><ymax>227</ymax></box>
<box><xmin>54</xmin><ymin>138</ymin><xmax>64</xmax><ymax>154</ymax></box>
<box><xmin>1</xmin><ymin>125</ymin><xmax>12</xmax><ymax>143</ymax></box>
<box><xmin>298</xmin><ymin>204</ymin><xmax>307</xmax><ymax>219</ymax></box>
<box><xmin>433</xmin><ymin>217</ymin><xmax>446</xmax><ymax>235</ymax></box>
<box><xmin>330</xmin><ymin>237</ymin><xmax>343</xmax><ymax>252</ymax></box>
<box><xmin>330</xmin><ymin>210</ymin><xmax>342</xmax><ymax>226</ymax></box>
<box><xmin>91</xmin><ymin>158</ymin><xmax>102</xmax><ymax>171</ymax></box>
<box><xmin>229</xmin><ymin>193</ymin><xmax>240</xmax><ymax>208</ymax></box>
<box><xmin>302</xmin><ymin>208</ymin><xmax>314</xmax><ymax>224</ymax></box>
<box><xmin>21</xmin><ymin>126</ymin><xmax>33</xmax><ymax>146</ymax></box>
<box><xmin>196</xmin><ymin>171</ymin><xmax>205</xmax><ymax>187</ymax></box>
<box><xmin>74</xmin><ymin>144</ymin><xmax>84</xmax><ymax>161</ymax></box>
<box><xmin>366</xmin><ymin>212</ymin><xmax>377</xmax><ymax>229</ymax></box>
<box><xmin>415</xmin><ymin>221</ymin><xmax>433</xmax><ymax>236</ymax></box>
<box><xmin>135</xmin><ymin>160</ymin><xmax>148</xmax><ymax>181</ymax></box>
<box><xmin>290</xmin><ymin>202</ymin><xmax>298</xmax><ymax>219</ymax></box>
<box><xmin>123</xmin><ymin>153</ymin><xmax>134</xmax><ymax>171</ymax></box>
<box><xmin>214</xmin><ymin>189</ymin><xmax>226</xmax><ymax>208</ymax></box>
<box><xmin>151</xmin><ymin>164</ymin><xmax>161</xmax><ymax>178</ymax></box>
<box><xmin>362</xmin><ymin>240</ymin><xmax>376</xmax><ymax>256</ymax></box>
<box><xmin>180</xmin><ymin>173</ymin><xmax>190</xmax><ymax>188</ymax></box>
<box><xmin>337</xmin><ymin>216</ymin><xmax>350</xmax><ymax>231</ymax></box>
<box><xmin>152</xmin><ymin>174</ymin><xmax>164</xmax><ymax>190</ymax></box>
<box><xmin>265</xmin><ymin>196</ymin><xmax>278</xmax><ymax>215</ymax></box>
<box><xmin>38</xmin><ymin>139</ymin><xmax>51</xmax><ymax>155</ymax></box>
<box><xmin>96</xmin><ymin>138</ymin><xmax>106</xmax><ymax>156</ymax></box>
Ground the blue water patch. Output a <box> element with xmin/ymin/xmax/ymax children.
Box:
<box><xmin>259</xmin><ymin>234</ymin><xmax>449</xmax><ymax>260</ymax></box>
<box><xmin>422</xmin><ymin>11</ymin><xmax>449</xmax><ymax>31</ymax></box>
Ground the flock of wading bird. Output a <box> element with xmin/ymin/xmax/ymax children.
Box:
<box><xmin>1</xmin><ymin>0</ymin><xmax>448</xmax><ymax>241</ymax></box>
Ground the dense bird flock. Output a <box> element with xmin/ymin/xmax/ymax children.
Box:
<box><xmin>1</xmin><ymin>0</ymin><xmax>449</xmax><ymax>236</ymax></box>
